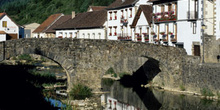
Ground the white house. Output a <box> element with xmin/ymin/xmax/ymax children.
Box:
<box><xmin>55</xmin><ymin>10</ymin><xmax>107</xmax><ymax>40</ymax></box>
<box><xmin>0</xmin><ymin>12</ymin><xmax>19</xmax><ymax>42</ymax></box>
<box><xmin>131</xmin><ymin>5</ymin><xmax>152</xmax><ymax>42</ymax></box>
<box><xmin>33</xmin><ymin>13</ymin><xmax>63</xmax><ymax>38</ymax></box>
<box><xmin>106</xmin><ymin>0</ymin><xmax>151</xmax><ymax>41</ymax></box>
<box><xmin>23</xmin><ymin>23</ymin><xmax>40</xmax><ymax>38</ymax></box>
<box><xmin>215</xmin><ymin>0</ymin><xmax>220</xmax><ymax>39</ymax></box>
<box><xmin>149</xmin><ymin>0</ymin><xmax>203</xmax><ymax>56</ymax></box>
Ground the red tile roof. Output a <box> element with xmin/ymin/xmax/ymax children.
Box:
<box><xmin>0</xmin><ymin>13</ymin><xmax>6</xmax><ymax>19</ymax></box>
<box><xmin>131</xmin><ymin>5</ymin><xmax>153</xmax><ymax>27</ymax></box>
<box><xmin>45</xmin><ymin>15</ymin><xmax>72</xmax><ymax>33</ymax></box>
<box><xmin>55</xmin><ymin>10</ymin><xmax>107</xmax><ymax>30</ymax></box>
<box><xmin>33</xmin><ymin>13</ymin><xmax>63</xmax><ymax>33</ymax></box>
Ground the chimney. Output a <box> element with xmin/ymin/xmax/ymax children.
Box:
<box><xmin>72</xmin><ymin>11</ymin><xmax>75</xmax><ymax>19</ymax></box>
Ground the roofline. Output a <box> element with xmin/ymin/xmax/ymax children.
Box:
<box><xmin>106</xmin><ymin>0</ymin><xmax>139</xmax><ymax>10</ymax></box>
<box><xmin>55</xmin><ymin>26</ymin><xmax>105</xmax><ymax>30</ymax></box>
<box><xmin>42</xmin><ymin>13</ymin><xmax>64</xmax><ymax>33</ymax></box>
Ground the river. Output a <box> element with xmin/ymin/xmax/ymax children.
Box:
<box><xmin>100</xmin><ymin>78</ymin><xmax>220</xmax><ymax>110</ymax></box>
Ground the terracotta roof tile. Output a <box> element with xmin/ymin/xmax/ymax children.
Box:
<box><xmin>55</xmin><ymin>10</ymin><xmax>107</xmax><ymax>30</ymax></box>
<box><xmin>33</xmin><ymin>13</ymin><xmax>63</xmax><ymax>33</ymax></box>
<box><xmin>0</xmin><ymin>13</ymin><xmax>6</xmax><ymax>19</ymax></box>
<box><xmin>45</xmin><ymin>15</ymin><xmax>72</xmax><ymax>33</ymax></box>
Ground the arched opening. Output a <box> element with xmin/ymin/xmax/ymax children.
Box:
<box><xmin>0</xmin><ymin>54</ymin><xmax>68</xmax><ymax>109</ymax></box>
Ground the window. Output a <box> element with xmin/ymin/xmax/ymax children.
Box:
<box><xmin>168</xmin><ymin>4</ymin><xmax>172</xmax><ymax>11</ymax></box>
<box><xmin>65</xmin><ymin>33</ymin><xmax>67</xmax><ymax>38</ymax></box>
<box><xmin>161</xmin><ymin>5</ymin><xmax>164</xmax><ymax>12</ymax></box>
<box><xmin>121</xmin><ymin>10</ymin><xmax>124</xmax><ymax>19</ymax></box>
<box><xmin>114</xmin><ymin>26</ymin><xmax>117</xmax><ymax>36</ymax></box>
<box><xmin>194</xmin><ymin>45</ymin><xmax>200</xmax><ymax>56</ymax></box>
<box><xmin>193</xmin><ymin>22</ymin><xmax>196</xmax><ymax>34</ymax></box>
<box><xmin>109</xmin><ymin>12</ymin><xmax>112</xmax><ymax>20</ymax></box>
<box><xmin>2</xmin><ymin>21</ymin><xmax>7</xmax><ymax>27</ymax></box>
<box><xmin>92</xmin><ymin>33</ymin><xmax>95</xmax><ymax>39</ymax></box>
<box><xmin>88</xmin><ymin>33</ymin><xmax>90</xmax><ymax>39</ymax></box>
<box><xmin>114</xmin><ymin>11</ymin><xmax>117</xmax><ymax>20</ymax></box>
<box><xmin>98</xmin><ymin>33</ymin><xmax>101</xmax><ymax>39</ymax></box>
<box><xmin>82</xmin><ymin>33</ymin><xmax>85</xmax><ymax>38</ymax></box>
<box><xmin>70</xmin><ymin>32</ymin><xmax>72</xmax><ymax>38</ymax></box>
<box><xmin>109</xmin><ymin>27</ymin><xmax>112</xmax><ymax>36</ymax></box>
<box><xmin>129</xmin><ymin>8</ymin><xmax>132</xmax><ymax>18</ymax></box>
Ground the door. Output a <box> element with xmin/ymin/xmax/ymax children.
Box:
<box><xmin>194</xmin><ymin>45</ymin><xmax>200</xmax><ymax>56</ymax></box>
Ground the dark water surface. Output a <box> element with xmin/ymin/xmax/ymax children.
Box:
<box><xmin>101</xmin><ymin>79</ymin><xmax>220</xmax><ymax>110</ymax></box>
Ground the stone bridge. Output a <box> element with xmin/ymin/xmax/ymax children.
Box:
<box><xmin>0</xmin><ymin>39</ymin><xmax>187</xmax><ymax>91</ymax></box>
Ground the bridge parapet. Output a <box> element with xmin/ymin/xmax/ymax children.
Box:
<box><xmin>0</xmin><ymin>39</ymin><xmax>188</xmax><ymax>91</ymax></box>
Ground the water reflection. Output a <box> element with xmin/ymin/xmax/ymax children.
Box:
<box><xmin>101</xmin><ymin>79</ymin><xmax>220</xmax><ymax>110</ymax></box>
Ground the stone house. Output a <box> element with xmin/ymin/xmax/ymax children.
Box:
<box><xmin>0</xmin><ymin>12</ymin><xmax>19</xmax><ymax>42</ymax></box>
<box><xmin>106</xmin><ymin>0</ymin><xmax>151</xmax><ymax>41</ymax></box>
<box><xmin>55</xmin><ymin>10</ymin><xmax>107</xmax><ymax>40</ymax></box>
<box><xmin>23</xmin><ymin>23</ymin><xmax>40</xmax><ymax>38</ymax></box>
<box><xmin>130</xmin><ymin>5</ymin><xmax>152</xmax><ymax>42</ymax></box>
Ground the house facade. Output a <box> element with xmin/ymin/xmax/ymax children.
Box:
<box><xmin>215</xmin><ymin>0</ymin><xmax>220</xmax><ymax>39</ymax></box>
<box><xmin>55</xmin><ymin>10</ymin><xmax>107</xmax><ymax>40</ymax></box>
<box><xmin>23</xmin><ymin>23</ymin><xmax>40</xmax><ymax>38</ymax></box>
<box><xmin>106</xmin><ymin>0</ymin><xmax>151</xmax><ymax>41</ymax></box>
<box><xmin>149</xmin><ymin>0</ymin><xmax>203</xmax><ymax>56</ymax></box>
<box><xmin>131</xmin><ymin>5</ymin><xmax>152</xmax><ymax>42</ymax></box>
<box><xmin>0</xmin><ymin>13</ymin><xmax>19</xmax><ymax>42</ymax></box>
<box><xmin>33</xmin><ymin>13</ymin><xmax>63</xmax><ymax>38</ymax></box>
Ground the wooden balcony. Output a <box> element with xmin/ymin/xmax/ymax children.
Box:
<box><xmin>153</xmin><ymin>11</ymin><xmax>177</xmax><ymax>23</ymax></box>
<box><xmin>118</xmin><ymin>33</ymin><xmax>132</xmax><ymax>41</ymax></box>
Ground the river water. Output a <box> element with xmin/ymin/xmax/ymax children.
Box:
<box><xmin>101</xmin><ymin>79</ymin><xmax>220</xmax><ymax>110</ymax></box>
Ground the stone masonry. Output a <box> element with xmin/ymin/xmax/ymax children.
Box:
<box><xmin>0</xmin><ymin>38</ymin><xmax>186</xmax><ymax>91</ymax></box>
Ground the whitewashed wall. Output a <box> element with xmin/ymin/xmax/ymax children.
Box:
<box><xmin>0</xmin><ymin>34</ymin><xmax>6</xmax><ymax>42</ymax></box>
<box><xmin>0</xmin><ymin>15</ymin><xmax>19</xmax><ymax>39</ymax></box>
<box><xmin>107</xmin><ymin>0</ymin><xmax>150</xmax><ymax>40</ymax></box>
<box><xmin>56</xmin><ymin>28</ymin><xmax>105</xmax><ymax>39</ymax></box>
<box><xmin>215</xmin><ymin>0</ymin><xmax>220</xmax><ymax>39</ymax></box>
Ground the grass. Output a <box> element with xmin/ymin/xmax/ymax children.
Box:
<box><xmin>201</xmin><ymin>88</ymin><xmax>215</xmax><ymax>97</ymax></box>
<box><xmin>119</xmin><ymin>72</ymin><xmax>129</xmax><ymax>78</ymax></box>
<box><xmin>105</xmin><ymin>67</ymin><xmax>115</xmax><ymax>75</ymax></box>
<box><xmin>179</xmin><ymin>84</ymin><xmax>185</xmax><ymax>91</ymax></box>
<box><xmin>69</xmin><ymin>84</ymin><xmax>92</xmax><ymax>100</ymax></box>
<box><xmin>18</xmin><ymin>54</ymin><xmax>32</xmax><ymax>61</ymax></box>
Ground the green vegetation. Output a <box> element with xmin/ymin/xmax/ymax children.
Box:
<box><xmin>69</xmin><ymin>84</ymin><xmax>92</xmax><ymax>100</ymax></box>
<box><xmin>119</xmin><ymin>72</ymin><xmax>129</xmax><ymax>78</ymax></box>
<box><xmin>17</xmin><ymin>54</ymin><xmax>32</xmax><ymax>62</ymax></box>
<box><xmin>201</xmin><ymin>88</ymin><xmax>215</xmax><ymax>97</ymax></box>
<box><xmin>106</xmin><ymin>67</ymin><xmax>115</xmax><ymax>74</ymax></box>
<box><xmin>0</xmin><ymin>0</ymin><xmax>115</xmax><ymax>25</ymax></box>
<box><xmin>102</xmin><ymin>78</ymin><xmax>114</xmax><ymax>86</ymax></box>
<box><xmin>179</xmin><ymin>84</ymin><xmax>185</xmax><ymax>91</ymax></box>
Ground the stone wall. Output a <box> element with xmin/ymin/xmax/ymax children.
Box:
<box><xmin>0</xmin><ymin>38</ymin><xmax>186</xmax><ymax>92</ymax></box>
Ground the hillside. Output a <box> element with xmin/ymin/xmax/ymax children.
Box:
<box><xmin>0</xmin><ymin>0</ymin><xmax>115</xmax><ymax>25</ymax></box>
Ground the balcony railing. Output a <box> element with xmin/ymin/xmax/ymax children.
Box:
<box><xmin>121</xmin><ymin>17</ymin><xmax>128</xmax><ymax>26</ymax></box>
<box><xmin>118</xmin><ymin>33</ymin><xmax>132</xmax><ymax>41</ymax></box>
<box><xmin>152</xmin><ymin>11</ymin><xmax>177</xmax><ymax>23</ymax></box>
<box><xmin>187</xmin><ymin>11</ymin><xmax>198</xmax><ymax>20</ymax></box>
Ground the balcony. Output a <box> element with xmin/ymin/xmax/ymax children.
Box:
<box><xmin>143</xmin><ymin>33</ymin><xmax>149</xmax><ymax>42</ymax></box>
<box><xmin>187</xmin><ymin>11</ymin><xmax>198</xmax><ymax>20</ymax></box>
<box><xmin>152</xmin><ymin>11</ymin><xmax>177</xmax><ymax>23</ymax></box>
<box><xmin>121</xmin><ymin>17</ymin><xmax>128</xmax><ymax>26</ymax></box>
<box><xmin>118</xmin><ymin>33</ymin><xmax>132</xmax><ymax>41</ymax></box>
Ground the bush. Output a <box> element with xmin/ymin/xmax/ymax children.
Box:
<box><xmin>201</xmin><ymin>88</ymin><xmax>214</xmax><ymax>97</ymax></box>
<box><xmin>18</xmin><ymin>54</ymin><xmax>32</xmax><ymax>61</ymax></box>
<box><xmin>179</xmin><ymin>84</ymin><xmax>185</xmax><ymax>91</ymax></box>
<box><xmin>69</xmin><ymin>84</ymin><xmax>92</xmax><ymax>100</ymax></box>
<box><xmin>105</xmin><ymin>67</ymin><xmax>115</xmax><ymax>75</ymax></box>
